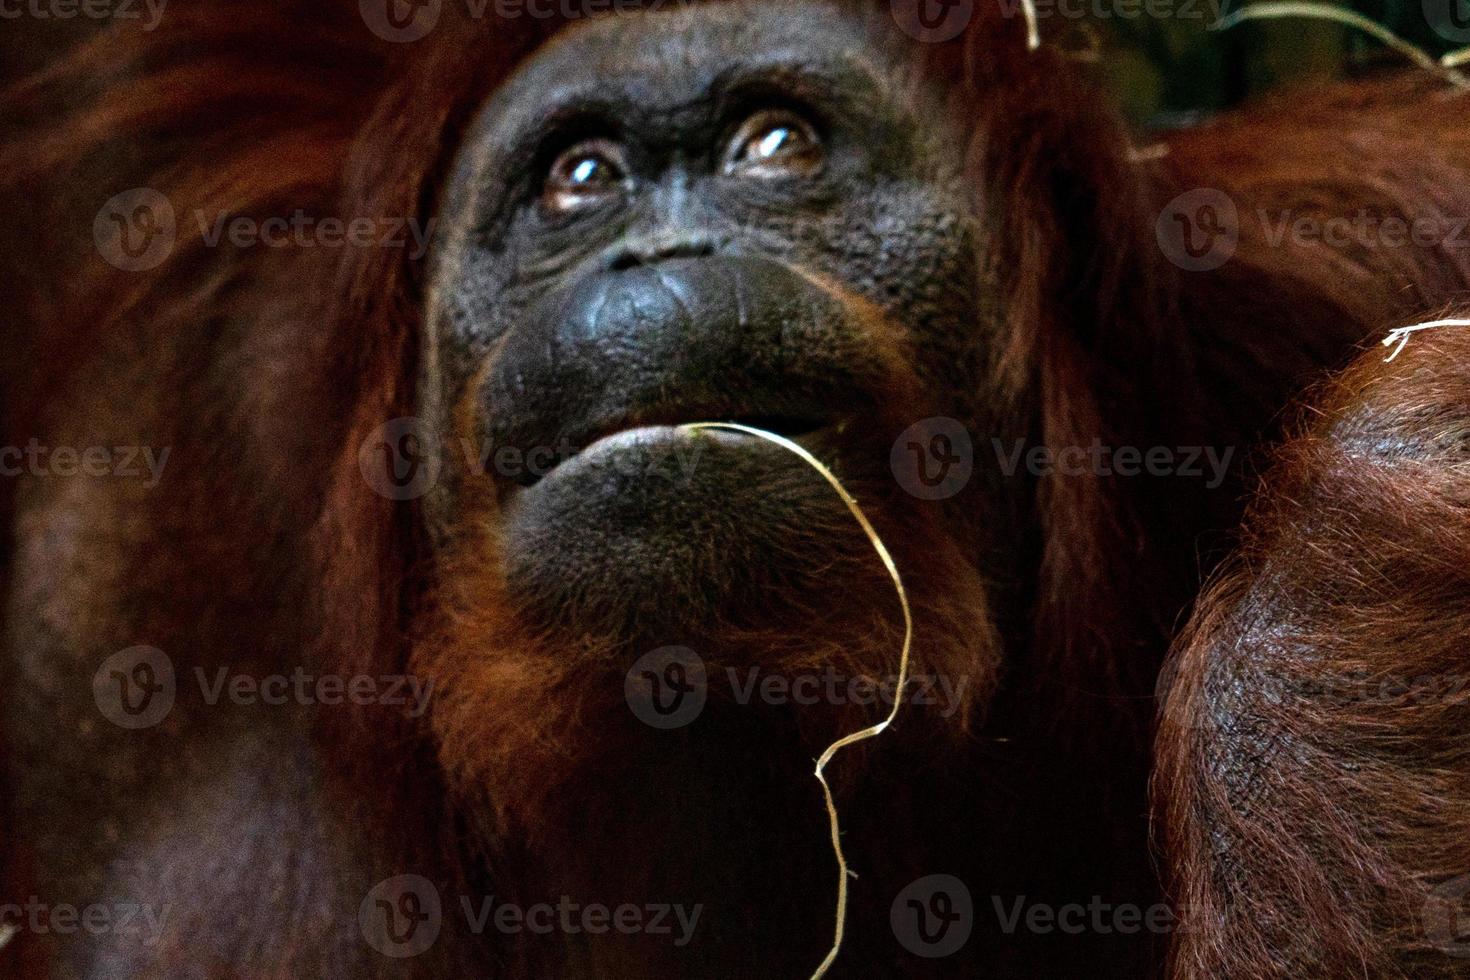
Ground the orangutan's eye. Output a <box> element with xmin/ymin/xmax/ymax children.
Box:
<box><xmin>723</xmin><ymin>110</ymin><xmax>825</xmax><ymax>179</ymax></box>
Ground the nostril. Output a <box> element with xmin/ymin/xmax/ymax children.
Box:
<box><xmin>606</xmin><ymin>250</ymin><xmax>645</xmax><ymax>272</ymax></box>
<box><xmin>605</xmin><ymin>236</ymin><xmax>718</xmax><ymax>272</ymax></box>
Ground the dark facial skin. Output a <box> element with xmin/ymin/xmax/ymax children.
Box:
<box><xmin>426</xmin><ymin>1</ymin><xmax>991</xmax><ymax>638</ymax></box>
<box><xmin>415</xmin><ymin>12</ymin><xmax>1011</xmax><ymax>972</ymax></box>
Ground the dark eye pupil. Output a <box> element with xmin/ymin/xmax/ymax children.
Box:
<box><xmin>543</xmin><ymin>142</ymin><xmax>627</xmax><ymax>212</ymax></box>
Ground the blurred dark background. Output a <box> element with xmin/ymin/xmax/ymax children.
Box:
<box><xmin>1095</xmin><ymin>0</ymin><xmax>1469</xmax><ymax>125</ymax></box>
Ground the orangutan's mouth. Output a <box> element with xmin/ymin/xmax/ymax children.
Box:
<box><xmin>511</xmin><ymin>411</ymin><xmax>841</xmax><ymax>491</ymax></box>
<box><xmin>498</xmin><ymin>415</ymin><xmax>872</xmax><ymax>638</ymax></box>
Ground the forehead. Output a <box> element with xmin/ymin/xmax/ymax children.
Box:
<box><xmin>479</xmin><ymin>1</ymin><xmax>894</xmax><ymax>135</ymax></box>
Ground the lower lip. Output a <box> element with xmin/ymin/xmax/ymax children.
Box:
<box><xmin>581</xmin><ymin>424</ymin><xmax>755</xmax><ymax>455</ymax></box>
<box><xmin>518</xmin><ymin>422</ymin><xmax>838</xmax><ymax>495</ymax></box>
<box><xmin>514</xmin><ymin>424</ymin><xmax>756</xmax><ymax>490</ymax></box>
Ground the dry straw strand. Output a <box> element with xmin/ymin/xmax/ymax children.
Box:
<box><xmin>1443</xmin><ymin>45</ymin><xmax>1470</xmax><ymax>68</ymax></box>
<box><xmin>1021</xmin><ymin>0</ymin><xmax>1041</xmax><ymax>51</ymax></box>
<box><xmin>680</xmin><ymin>422</ymin><xmax>914</xmax><ymax>980</ymax></box>
<box><xmin>1382</xmin><ymin>318</ymin><xmax>1470</xmax><ymax>361</ymax></box>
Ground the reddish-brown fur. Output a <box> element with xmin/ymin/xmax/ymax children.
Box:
<box><xmin>1155</xmin><ymin>326</ymin><xmax>1470</xmax><ymax>978</ymax></box>
<box><xmin>3</xmin><ymin>1</ymin><xmax>1470</xmax><ymax>976</ymax></box>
